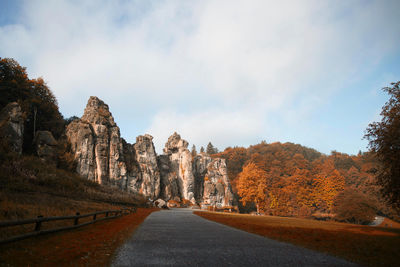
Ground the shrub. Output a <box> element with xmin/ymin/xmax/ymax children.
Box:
<box><xmin>333</xmin><ymin>189</ymin><xmax>376</xmax><ymax>224</ymax></box>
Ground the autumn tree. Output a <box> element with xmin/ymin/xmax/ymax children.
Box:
<box><xmin>0</xmin><ymin>58</ymin><xmax>64</xmax><ymax>152</ymax></box>
<box><xmin>312</xmin><ymin>158</ymin><xmax>345</xmax><ymax>211</ymax></box>
<box><xmin>333</xmin><ymin>189</ymin><xmax>376</xmax><ymax>224</ymax></box>
<box><xmin>237</xmin><ymin>162</ymin><xmax>267</xmax><ymax>213</ymax></box>
<box><xmin>0</xmin><ymin>58</ymin><xmax>30</xmax><ymax>110</ymax></box>
<box><xmin>365</xmin><ymin>81</ymin><xmax>400</xmax><ymax>209</ymax></box>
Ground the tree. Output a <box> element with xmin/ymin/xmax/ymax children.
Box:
<box><xmin>237</xmin><ymin>162</ymin><xmax>267</xmax><ymax>213</ymax></box>
<box><xmin>333</xmin><ymin>189</ymin><xmax>376</xmax><ymax>225</ymax></box>
<box><xmin>365</xmin><ymin>81</ymin><xmax>400</xmax><ymax>209</ymax></box>
<box><xmin>0</xmin><ymin>58</ymin><xmax>64</xmax><ymax>152</ymax></box>
<box><xmin>200</xmin><ymin>146</ymin><xmax>205</xmax><ymax>153</ymax></box>
<box><xmin>191</xmin><ymin>144</ymin><xmax>197</xmax><ymax>157</ymax></box>
<box><xmin>0</xmin><ymin>58</ymin><xmax>30</xmax><ymax>110</ymax></box>
<box><xmin>206</xmin><ymin>142</ymin><xmax>217</xmax><ymax>154</ymax></box>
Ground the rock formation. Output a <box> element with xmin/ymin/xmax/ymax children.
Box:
<box><xmin>34</xmin><ymin>130</ymin><xmax>58</xmax><ymax>163</ymax></box>
<box><xmin>200</xmin><ymin>156</ymin><xmax>234</xmax><ymax>208</ymax></box>
<box><xmin>130</xmin><ymin>134</ymin><xmax>160</xmax><ymax>199</ymax></box>
<box><xmin>158</xmin><ymin>154</ymin><xmax>180</xmax><ymax>201</ymax></box>
<box><xmin>66</xmin><ymin>96</ymin><xmax>127</xmax><ymax>187</ymax></box>
<box><xmin>160</xmin><ymin>133</ymin><xmax>235</xmax><ymax>208</ymax></box>
<box><xmin>161</xmin><ymin>132</ymin><xmax>196</xmax><ymax>203</ymax></box>
<box><xmin>65</xmin><ymin>96</ymin><xmax>235</xmax><ymax>208</ymax></box>
<box><xmin>0</xmin><ymin>102</ymin><xmax>24</xmax><ymax>154</ymax></box>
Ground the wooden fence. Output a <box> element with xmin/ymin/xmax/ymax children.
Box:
<box><xmin>0</xmin><ymin>207</ymin><xmax>136</xmax><ymax>244</ymax></box>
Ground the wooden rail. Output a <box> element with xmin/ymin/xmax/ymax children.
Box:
<box><xmin>0</xmin><ymin>207</ymin><xmax>136</xmax><ymax>244</ymax></box>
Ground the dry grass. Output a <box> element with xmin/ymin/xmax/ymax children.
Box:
<box><xmin>0</xmin><ymin>152</ymin><xmax>148</xmax><ymax>242</ymax></box>
<box><xmin>0</xmin><ymin>208</ymin><xmax>158</xmax><ymax>266</ymax></box>
<box><xmin>0</xmin><ymin>192</ymin><xmax>135</xmax><ymax>240</ymax></box>
<box><xmin>195</xmin><ymin>211</ymin><xmax>400</xmax><ymax>267</ymax></box>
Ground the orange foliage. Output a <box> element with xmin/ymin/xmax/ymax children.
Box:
<box><xmin>218</xmin><ymin>142</ymin><xmax>397</xmax><ymax>221</ymax></box>
<box><xmin>237</xmin><ymin>162</ymin><xmax>267</xmax><ymax>213</ymax></box>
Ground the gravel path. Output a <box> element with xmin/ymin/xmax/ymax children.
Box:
<box><xmin>111</xmin><ymin>209</ymin><xmax>358</xmax><ymax>266</ymax></box>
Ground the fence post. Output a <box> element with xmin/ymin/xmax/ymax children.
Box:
<box><xmin>35</xmin><ymin>215</ymin><xmax>43</xmax><ymax>231</ymax></box>
<box><xmin>74</xmin><ymin>212</ymin><xmax>80</xmax><ymax>225</ymax></box>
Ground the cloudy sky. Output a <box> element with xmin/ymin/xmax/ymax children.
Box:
<box><xmin>1</xmin><ymin>0</ymin><xmax>399</xmax><ymax>155</ymax></box>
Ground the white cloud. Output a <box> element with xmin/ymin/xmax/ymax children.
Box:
<box><xmin>0</xmin><ymin>0</ymin><xmax>399</xmax><ymax>153</ymax></box>
<box><xmin>147</xmin><ymin>108</ymin><xmax>265</xmax><ymax>153</ymax></box>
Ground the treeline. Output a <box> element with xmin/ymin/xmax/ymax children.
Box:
<box><xmin>215</xmin><ymin>142</ymin><xmax>397</xmax><ymax>224</ymax></box>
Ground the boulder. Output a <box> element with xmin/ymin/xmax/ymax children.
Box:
<box><xmin>154</xmin><ymin>198</ymin><xmax>167</xmax><ymax>208</ymax></box>
<box><xmin>0</xmin><ymin>102</ymin><xmax>24</xmax><ymax>154</ymax></box>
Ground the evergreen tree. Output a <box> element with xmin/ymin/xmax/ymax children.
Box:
<box><xmin>207</xmin><ymin>142</ymin><xmax>216</xmax><ymax>155</ymax></box>
<box><xmin>200</xmin><ymin>146</ymin><xmax>205</xmax><ymax>153</ymax></box>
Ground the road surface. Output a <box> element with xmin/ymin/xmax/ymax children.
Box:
<box><xmin>112</xmin><ymin>209</ymin><xmax>358</xmax><ymax>266</ymax></box>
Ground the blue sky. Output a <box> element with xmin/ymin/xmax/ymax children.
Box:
<box><xmin>1</xmin><ymin>0</ymin><xmax>399</xmax><ymax>155</ymax></box>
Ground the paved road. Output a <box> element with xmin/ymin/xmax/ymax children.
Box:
<box><xmin>111</xmin><ymin>209</ymin><xmax>358</xmax><ymax>266</ymax></box>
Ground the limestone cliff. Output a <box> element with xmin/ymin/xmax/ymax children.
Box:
<box><xmin>160</xmin><ymin>132</ymin><xmax>235</xmax><ymax>207</ymax></box>
<box><xmin>162</xmin><ymin>132</ymin><xmax>196</xmax><ymax>203</ymax></box>
<box><xmin>65</xmin><ymin>96</ymin><xmax>235</xmax><ymax>207</ymax></box>
<box><xmin>66</xmin><ymin>96</ymin><xmax>127</xmax><ymax>187</ymax></box>
<box><xmin>131</xmin><ymin>134</ymin><xmax>160</xmax><ymax>199</ymax></box>
<box><xmin>202</xmin><ymin>156</ymin><xmax>234</xmax><ymax>207</ymax></box>
<box><xmin>193</xmin><ymin>154</ymin><xmax>234</xmax><ymax>208</ymax></box>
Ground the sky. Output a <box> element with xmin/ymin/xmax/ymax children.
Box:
<box><xmin>1</xmin><ymin>0</ymin><xmax>399</xmax><ymax>155</ymax></box>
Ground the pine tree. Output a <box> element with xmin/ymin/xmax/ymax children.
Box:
<box><xmin>206</xmin><ymin>142</ymin><xmax>216</xmax><ymax>155</ymax></box>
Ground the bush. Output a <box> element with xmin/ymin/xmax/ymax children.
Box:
<box><xmin>333</xmin><ymin>189</ymin><xmax>376</xmax><ymax>224</ymax></box>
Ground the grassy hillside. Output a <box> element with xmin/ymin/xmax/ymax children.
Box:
<box><xmin>0</xmin><ymin>152</ymin><xmax>146</xmax><ymax>221</ymax></box>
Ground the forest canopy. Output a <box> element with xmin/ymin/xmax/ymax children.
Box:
<box><xmin>214</xmin><ymin>142</ymin><xmax>397</xmax><ymax>223</ymax></box>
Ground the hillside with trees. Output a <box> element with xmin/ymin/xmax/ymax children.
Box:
<box><xmin>214</xmin><ymin>142</ymin><xmax>398</xmax><ymax>224</ymax></box>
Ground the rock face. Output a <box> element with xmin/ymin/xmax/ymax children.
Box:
<box><xmin>0</xmin><ymin>102</ymin><xmax>24</xmax><ymax>154</ymax></box>
<box><xmin>34</xmin><ymin>130</ymin><xmax>57</xmax><ymax>163</ymax></box>
<box><xmin>158</xmin><ymin>154</ymin><xmax>180</xmax><ymax>200</ymax></box>
<box><xmin>130</xmin><ymin>134</ymin><xmax>160</xmax><ymax>199</ymax></box>
<box><xmin>201</xmin><ymin>156</ymin><xmax>234</xmax><ymax>208</ymax></box>
<box><xmin>160</xmin><ymin>133</ymin><xmax>235</xmax><ymax>208</ymax></box>
<box><xmin>65</xmin><ymin>96</ymin><xmax>235</xmax><ymax>208</ymax></box>
<box><xmin>162</xmin><ymin>132</ymin><xmax>196</xmax><ymax>203</ymax></box>
<box><xmin>66</xmin><ymin>96</ymin><xmax>127</xmax><ymax>187</ymax></box>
